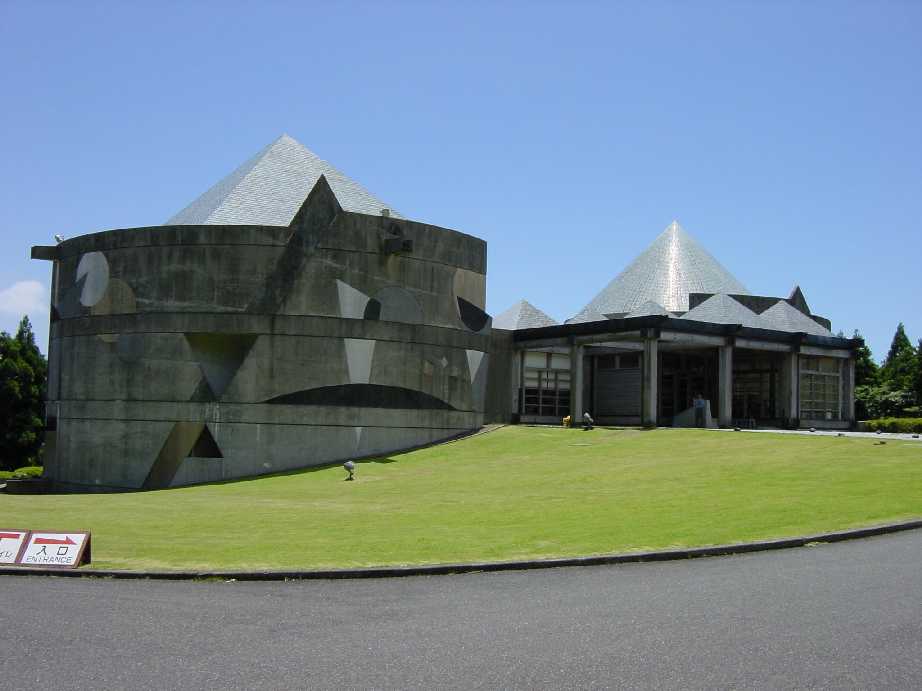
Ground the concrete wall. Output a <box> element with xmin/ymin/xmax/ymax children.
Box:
<box><xmin>41</xmin><ymin>177</ymin><xmax>493</xmax><ymax>490</ymax></box>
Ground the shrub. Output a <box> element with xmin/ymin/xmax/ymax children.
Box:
<box><xmin>856</xmin><ymin>384</ymin><xmax>916</xmax><ymax>419</ymax></box>
<box><xmin>0</xmin><ymin>466</ymin><xmax>43</xmax><ymax>480</ymax></box>
<box><xmin>864</xmin><ymin>418</ymin><xmax>922</xmax><ymax>434</ymax></box>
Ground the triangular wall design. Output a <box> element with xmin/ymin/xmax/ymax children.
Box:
<box><xmin>185</xmin><ymin>334</ymin><xmax>257</xmax><ymax>399</ymax></box>
<box><xmin>337</xmin><ymin>280</ymin><xmax>371</xmax><ymax>319</ymax></box>
<box><xmin>466</xmin><ymin>349</ymin><xmax>486</xmax><ymax>384</ymax></box>
<box><xmin>344</xmin><ymin>338</ymin><xmax>376</xmax><ymax>384</ymax></box>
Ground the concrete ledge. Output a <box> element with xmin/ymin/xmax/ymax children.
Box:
<box><xmin>2</xmin><ymin>518</ymin><xmax>921</xmax><ymax>582</ymax></box>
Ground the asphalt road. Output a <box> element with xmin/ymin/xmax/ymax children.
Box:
<box><xmin>3</xmin><ymin>531</ymin><xmax>922</xmax><ymax>690</ymax></box>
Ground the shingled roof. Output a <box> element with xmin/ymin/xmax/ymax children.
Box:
<box><xmin>570</xmin><ymin>221</ymin><xmax>749</xmax><ymax>321</ymax></box>
<box><xmin>760</xmin><ymin>300</ymin><xmax>833</xmax><ymax>337</ymax></box>
<box><xmin>167</xmin><ymin>134</ymin><xmax>401</xmax><ymax>225</ymax></box>
<box><xmin>681</xmin><ymin>293</ymin><xmax>765</xmax><ymax>328</ymax></box>
<box><xmin>493</xmin><ymin>299</ymin><xmax>559</xmax><ymax>330</ymax></box>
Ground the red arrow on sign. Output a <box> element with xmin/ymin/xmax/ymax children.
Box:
<box><xmin>0</xmin><ymin>532</ymin><xmax>23</xmax><ymax>540</ymax></box>
<box><xmin>34</xmin><ymin>536</ymin><xmax>76</xmax><ymax>546</ymax></box>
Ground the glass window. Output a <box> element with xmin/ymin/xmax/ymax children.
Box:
<box><xmin>550</xmin><ymin>354</ymin><xmax>570</xmax><ymax>370</ymax></box>
<box><xmin>525</xmin><ymin>352</ymin><xmax>548</xmax><ymax>368</ymax></box>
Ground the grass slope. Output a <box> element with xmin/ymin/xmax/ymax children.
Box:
<box><xmin>3</xmin><ymin>427</ymin><xmax>921</xmax><ymax>571</ymax></box>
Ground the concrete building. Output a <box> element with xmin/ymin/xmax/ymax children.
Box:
<box><xmin>33</xmin><ymin>135</ymin><xmax>491</xmax><ymax>491</ymax></box>
<box><xmin>32</xmin><ymin>136</ymin><xmax>858</xmax><ymax>491</ymax></box>
<box><xmin>504</xmin><ymin>222</ymin><xmax>858</xmax><ymax>430</ymax></box>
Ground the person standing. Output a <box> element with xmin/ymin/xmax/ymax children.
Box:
<box><xmin>693</xmin><ymin>393</ymin><xmax>706</xmax><ymax>428</ymax></box>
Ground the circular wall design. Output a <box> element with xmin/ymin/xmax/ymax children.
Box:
<box><xmin>76</xmin><ymin>252</ymin><xmax>110</xmax><ymax>307</ymax></box>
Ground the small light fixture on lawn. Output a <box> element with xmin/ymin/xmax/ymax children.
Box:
<box><xmin>344</xmin><ymin>460</ymin><xmax>356</xmax><ymax>481</ymax></box>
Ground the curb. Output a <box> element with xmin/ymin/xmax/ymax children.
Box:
<box><xmin>3</xmin><ymin>518</ymin><xmax>922</xmax><ymax>582</ymax></box>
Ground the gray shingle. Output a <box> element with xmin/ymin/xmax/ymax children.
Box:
<box><xmin>570</xmin><ymin>221</ymin><xmax>749</xmax><ymax>320</ymax></box>
<box><xmin>626</xmin><ymin>300</ymin><xmax>672</xmax><ymax>318</ymax></box>
<box><xmin>760</xmin><ymin>300</ymin><xmax>833</xmax><ymax>336</ymax></box>
<box><xmin>167</xmin><ymin>134</ymin><xmax>401</xmax><ymax>225</ymax></box>
<box><xmin>493</xmin><ymin>299</ymin><xmax>559</xmax><ymax>330</ymax></box>
<box><xmin>681</xmin><ymin>293</ymin><xmax>765</xmax><ymax>328</ymax></box>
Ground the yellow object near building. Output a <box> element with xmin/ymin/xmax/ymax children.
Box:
<box><xmin>562</xmin><ymin>415</ymin><xmax>572</xmax><ymax>427</ymax></box>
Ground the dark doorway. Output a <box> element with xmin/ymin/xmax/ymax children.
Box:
<box><xmin>658</xmin><ymin>350</ymin><xmax>718</xmax><ymax>424</ymax></box>
<box><xmin>732</xmin><ymin>349</ymin><xmax>783</xmax><ymax>425</ymax></box>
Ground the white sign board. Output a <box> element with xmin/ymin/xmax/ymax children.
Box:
<box><xmin>0</xmin><ymin>530</ymin><xmax>29</xmax><ymax>565</ymax></box>
<box><xmin>19</xmin><ymin>532</ymin><xmax>91</xmax><ymax>568</ymax></box>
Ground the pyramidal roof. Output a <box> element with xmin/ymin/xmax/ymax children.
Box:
<box><xmin>626</xmin><ymin>300</ymin><xmax>672</xmax><ymax>318</ymax></box>
<box><xmin>167</xmin><ymin>134</ymin><xmax>401</xmax><ymax>226</ymax></box>
<box><xmin>493</xmin><ymin>299</ymin><xmax>559</xmax><ymax>330</ymax></box>
<box><xmin>682</xmin><ymin>294</ymin><xmax>765</xmax><ymax>329</ymax></box>
<box><xmin>570</xmin><ymin>221</ymin><xmax>749</xmax><ymax>321</ymax></box>
<box><xmin>760</xmin><ymin>300</ymin><xmax>832</xmax><ymax>337</ymax></box>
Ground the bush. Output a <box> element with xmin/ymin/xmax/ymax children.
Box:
<box><xmin>856</xmin><ymin>384</ymin><xmax>916</xmax><ymax>419</ymax></box>
<box><xmin>0</xmin><ymin>466</ymin><xmax>43</xmax><ymax>480</ymax></box>
<box><xmin>865</xmin><ymin>418</ymin><xmax>922</xmax><ymax>434</ymax></box>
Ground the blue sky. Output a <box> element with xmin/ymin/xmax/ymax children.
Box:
<box><xmin>1</xmin><ymin>0</ymin><xmax>919</xmax><ymax>360</ymax></box>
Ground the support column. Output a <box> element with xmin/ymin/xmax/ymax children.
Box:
<box><xmin>718</xmin><ymin>343</ymin><xmax>733</xmax><ymax>428</ymax></box>
<box><xmin>780</xmin><ymin>351</ymin><xmax>799</xmax><ymax>428</ymax></box>
<box><xmin>843</xmin><ymin>356</ymin><xmax>856</xmax><ymax>425</ymax></box>
<box><xmin>570</xmin><ymin>343</ymin><xmax>584</xmax><ymax>420</ymax></box>
<box><xmin>517</xmin><ymin>350</ymin><xmax>525</xmax><ymax>415</ymax></box>
<box><xmin>641</xmin><ymin>336</ymin><xmax>658</xmax><ymax>427</ymax></box>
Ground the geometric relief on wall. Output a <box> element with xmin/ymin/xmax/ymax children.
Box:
<box><xmin>466</xmin><ymin>349</ymin><xmax>489</xmax><ymax>412</ymax></box>
<box><xmin>264</xmin><ymin>383</ymin><xmax>457</xmax><ymax>410</ymax></box>
<box><xmin>465</xmin><ymin>349</ymin><xmax>485</xmax><ymax>384</ymax></box>
<box><xmin>343</xmin><ymin>338</ymin><xmax>376</xmax><ymax>385</ymax></box>
<box><xmin>336</xmin><ymin>279</ymin><xmax>371</xmax><ymax>319</ymax></box>
<box><xmin>91</xmin><ymin>278</ymin><xmax>138</xmax><ymax>343</ymax></box>
<box><xmin>370</xmin><ymin>286</ymin><xmax>423</xmax><ymax>324</ymax></box>
<box><xmin>337</xmin><ymin>279</ymin><xmax>423</xmax><ymax>325</ymax></box>
<box><xmin>76</xmin><ymin>251</ymin><xmax>110</xmax><ymax>307</ymax></box>
<box><xmin>143</xmin><ymin>422</ymin><xmax>223</xmax><ymax>490</ymax></box>
<box><xmin>184</xmin><ymin>333</ymin><xmax>258</xmax><ymax>400</ymax></box>
<box><xmin>454</xmin><ymin>267</ymin><xmax>490</xmax><ymax>333</ymax></box>
<box><xmin>457</xmin><ymin>296</ymin><xmax>491</xmax><ymax>332</ymax></box>
<box><xmin>353</xmin><ymin>426</ymin><xmax>364</xmax><ymax>454</ymax></box>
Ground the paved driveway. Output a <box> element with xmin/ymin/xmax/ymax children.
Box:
<box><xmin>2</xmin><ymin>530</ymin><xmax>922</xmax><ymax>689</ymax></box>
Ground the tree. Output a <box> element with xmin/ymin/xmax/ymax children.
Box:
<box><xmin>852</xmin><ymin>330</ymin><xmax>878</xmax><ymax>387</ymax></box>
<box><xmin>880</xmin><ymin>323</ymin><xmax>917</xmax><ymax>393</ymax></box>
<box><xmin>916</xmin><ymin>339</ymin><xmax>922</xmax><ymax>406</ymax></box>
<box><xmin>0</xmin><ymin>316</ymin><xmax>47</xmax><ymax>470</ymax></box>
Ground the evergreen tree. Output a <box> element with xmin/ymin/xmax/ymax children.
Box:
<box><xmin>880</xmin><ymin>323</ymin><xmax>916</xmax><ymax>392</ymax></box>
<box><xmin>0</xmin><ymin>316</ymin><xmax>47</xmax><ymax>470</ymax></box>
<box><xmin>852</xmin><ymin>330</ymin><xmax>878</xmax><ymax>387</ymax></box>
<box><xmin>916</xmin><ymin>339</ymin><xmax>922</xmax><ymax>405</ymax></box>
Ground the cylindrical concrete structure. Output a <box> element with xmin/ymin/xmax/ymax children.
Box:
<box><xmin>39</xmin><ymin>179</ymin><xmax>491</xmax><ymax>490</ymax></box>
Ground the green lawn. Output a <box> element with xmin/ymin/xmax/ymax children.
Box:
<box><xmin>3</xmin><ymin>427</ymin><xmax>921</xmax><ymax>571</ymax></box>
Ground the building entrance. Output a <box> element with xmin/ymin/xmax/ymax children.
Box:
<box><xmin>658</xmin><ymin>351</ymin><xmax>718</xmax><ymax>424</ymax></box>
<box><xmin>732</xmin><ymin>349</ymin><xmax>783</xmax><ymax>425</ymax></box>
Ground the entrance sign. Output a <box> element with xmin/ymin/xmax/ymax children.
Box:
<box><xmin>0</xmin><ymin>530</ymin><xmax>29</xmax><ymax>565</ymax></box>
<box><xmin>7</xmin><ymin>531</ymin><xmax>92</xmax><ymax>568</ymax></box>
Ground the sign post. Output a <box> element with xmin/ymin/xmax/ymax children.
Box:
<box><xmin>0</xmin><ymin>530</ymin><xmax>30</xmax><ymax>565</ymax></box>
<box><xmin>0</xmin><ymin>530</ymin><xmax>91</xmax><ymax>568</ymax></box>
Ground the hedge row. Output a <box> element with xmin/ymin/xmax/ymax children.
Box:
<box><xmin>864</xmin><ymin>418</ymin><xmax>922</xmax><ymax>434</ymax></box>
<box><xmin>0</xmin><ymin>466</ymin><xmax>43</xmax><ymax>480</ymax></box>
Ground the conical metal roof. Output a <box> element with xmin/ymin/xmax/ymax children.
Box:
<box><xmin>493</xmin><ymin>299</ymin><xmax>559</xmax><ymax>330</ymax></box>
<box><xmin>167</xmin><ymin>134</ymin><xmax>401</xmax><ymax>225</ymax></box>
<box><xmin>570</xmin><ymin>221</ymin><xmax>749</xmax><ymax>320</ymax></box>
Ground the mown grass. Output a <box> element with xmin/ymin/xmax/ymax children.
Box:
<box><xmin>2</xmin><ymin>427</ymin><xmax>921</xmax><ymax>571</ymax></box>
